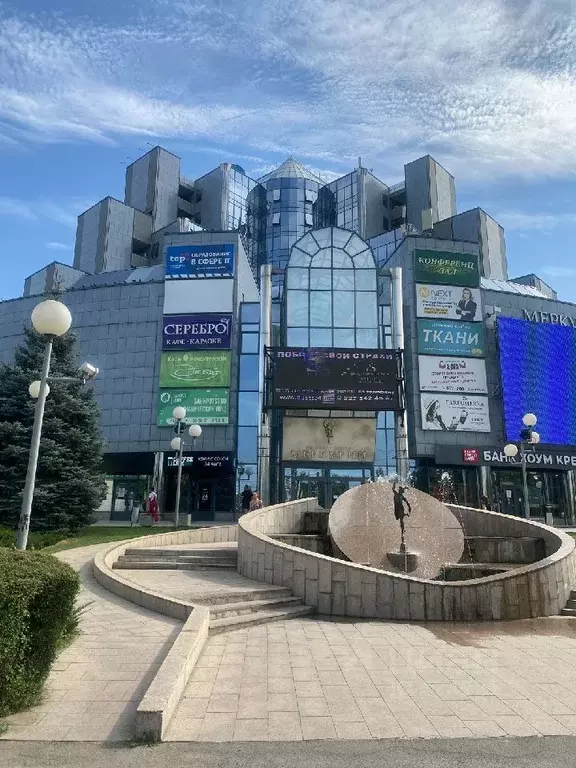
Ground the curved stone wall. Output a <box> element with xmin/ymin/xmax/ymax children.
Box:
<box><xmin>93</xmin><ymin>525</ymin><xmax>238</xmax><ymax>620</ymax></box>
<box><xmin>237</xmin><ymin>499</ymin><xmax>576</xmax><ymax>621</ymax></box>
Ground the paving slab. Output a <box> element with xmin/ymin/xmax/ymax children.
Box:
<box><xmin>1</xmin><ymin>544</ymin><xmax>181</xmax><ymax>742</ymax></box>
<box><xmin>165</xmin><ymin>615</ymin><xmax>576</xmax><ymax>742</ymax></box>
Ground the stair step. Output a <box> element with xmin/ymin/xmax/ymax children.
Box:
<box><xmin>118</xmin><ymin>555</ymin><xmax>236</xmax><ymax>565</ymax></box>
<box><xmin>209</xmin><ymin>604</ymin><xmax>314</xmax><ymax>634</ymax></box>
<box><xmin>561</xmin><ymin>608</ymin><xmax>576</xmax><ymax>617</ymax></box>
<box><xmin>113</xmin><ymin>561</ymin><xmax>238</xmax><ymax>570</ymax></box>
<box><xmin>195</xmin><ymin>587</ymin><xmax>293</xmax><ymax>606</ymax></box>
<box><xmin>124</xmin><ymin>548</ymin><xmax>237</xmax><ymax>558</ymax></box>
<box><xmin>447</xmin><ymin>562</ymin><xmax>520</xmax><ymax>572</ymax></box>
<box><xmin>210</xmin><ymin>596</ymin><xmax>303</xmax><ymax>619</ymax></box>
<box><xmin>565</xmin><ymin>600</ymin><xmax>576</xmax><ymax>609</ymax></box>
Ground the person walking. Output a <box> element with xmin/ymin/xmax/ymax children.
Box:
<box><xmin>241</xmin><ymin>485</ymin><xmax>253</xmax><ymax>515</ymax></box>
<box><xmin>249</xmin><ymin>491</ymin><xmax>263</xmax><ymax>511</ymax></box>
<box><xmin>147</xmin><ymin>489</ymin><xmax>160</xmax><ymax>524</ymax></box>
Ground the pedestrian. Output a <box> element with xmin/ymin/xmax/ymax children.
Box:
<box><xmin>249</xmin><ymin>491</ymin><xmax>263</xmax><ymax>511</ymax></box>
<box><xmin>480</xmin><ymin>495</ymin><xmax>492</xmax><ymax>511</ymax></box>
<box><xmin>241</xmin><ymin>484</ymin><xmax>253</xmax><ymax>514</ymax></box>
<box><xmin>125</xmin><ymin>490</ymin><xmax>134</xmax><ymax>522</ymax></box>
<box><xmin>147</xmin><ymin>489</ymin><xmax>160</xmax><ymax>524</ymax></box>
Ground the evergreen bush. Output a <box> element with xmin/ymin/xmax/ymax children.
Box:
<box><xmin>0</xmin><ymin>549</ymin><xmax>79</xmax><ymax>715</ymax></box>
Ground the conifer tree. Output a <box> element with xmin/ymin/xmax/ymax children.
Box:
<box><xmin>0</xmin><ymin>326</ymin><xmax>106</xmax><ymax>532</ymax></box>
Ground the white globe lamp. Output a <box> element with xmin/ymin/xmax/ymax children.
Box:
<box><xmin>530</xmin><ymin>431</ymin><xmax>540</xmax><ymax>444</ymax></box>
<box><xmin>523</xmin><ymin>413</ymin><xmax>537</xmax><ymax>427</ymax></box>
<box><xmin>170</xmin><ymin>436</ymin><xmax>182</xmax><ymax>451</ymax></box>
<box><xmin>31</xmin><ymin>300</ymin><xmax>72</xmax><ymax>337</ymax></box>
<box><xmin>504</xmin><ymin>443</ymin><xmax>519</xmax><ymax>458</ymax></box>
<box><xmin>172</xmin><ymin>406</ymin><xmax>186</xmax><ymax>421</ymax></box>
<box><xmin>189</xmin><ymin>424</ymin><xmax>202</xmax><ymax>439</ymax></box>
<box><xmin>29</xmin><ymin>380</ymin><xmax>50</xmax><ymax>399</ymax></box>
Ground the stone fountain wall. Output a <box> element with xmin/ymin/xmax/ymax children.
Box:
<box><xmin>237</xmin><ymin>499</ymin><xmax>576</xmax><ymax>621</ymax></box>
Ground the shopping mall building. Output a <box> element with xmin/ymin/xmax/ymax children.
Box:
<box><xmin>1</xmin><ymin>147</ymin><xmax>575</xmax><ymax>523</ymax></box>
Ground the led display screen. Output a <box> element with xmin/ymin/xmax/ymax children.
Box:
<box><xmin>272</xmin><ymin>348</ymin><xmax>401</xmax><ymax>410</ymax></box>
<box><xmin>498</xmin><ymin>316</ymin><xmax>576</xmax><ymax>445</ymax></box>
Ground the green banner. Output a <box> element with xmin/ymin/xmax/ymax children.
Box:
<box><xmin>159</xmin><ymin>351</ymin><xmax>231</xmax><ymax>388</ymax></box>
<box><xmin>157</xmin><ymin>389</ymin><xmax>230</xmax><ymax>425</ymax></box>
<box><xmin>414</xmin><ymin>250</ymin><xmax>480</xmax><ymax>287</ymax></box>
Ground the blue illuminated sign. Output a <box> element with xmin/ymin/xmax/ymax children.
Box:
<box><xmin>165</xmin><ymin>244</ymin><xmax>235</xmax><ymax>279</ymax></box>
<box><xmin>498</xmin><ymin>316</ymin><xmax>576</xmax><ymax>445</ymax></box>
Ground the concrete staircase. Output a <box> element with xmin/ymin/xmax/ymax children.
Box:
<box><xmin>113</xmin><ymin>547</ymin><xmax>239</xmax><ymax>570</ymax></box>
<box><xmin>439</xmin><ymin>535</ymin><xmax>547</xmax><ymax>581</ymax></box>
<box><xmin>112</xmin><ymin>543</ymin><xmax>314</xmax><ymax>630</ymax></box>
<box><xmin>561</xmin><ymin>591</ymin><xmax>576</xmax><ymax>617</ymax></box>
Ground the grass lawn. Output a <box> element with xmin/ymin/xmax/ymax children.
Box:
<box><xmin>42</xmin><ymin>525</ymin><xmax>194</xmax><ymax>553</ymax></box>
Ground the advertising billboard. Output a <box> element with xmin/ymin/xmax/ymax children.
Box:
<box><xmin>163</xmin><ymin>279</ymin><xmax>234</xmax><ymax>314</ymax></box>
<box><xmin>416</xmin><ymin>284</ymin><xmax>482</xmax><ymax>322</ymax></box>
<box><xmin>282</xmin><ymin>417</ymin><xmax>376</xmax><ymax>463</ymax></box>
<box><xmin>157</xmin><ymin>389</ymin><xmax>230</xmax><ymax>425</ymax></box>
<box><xmin>414</xmin><ymin>250</ymin><xmax>480</xmax><ymax>287</ymax></box>
<box><xmin>165</xmin><ymin>244</ymin><xmax>235</xmax><ymax>279</ymax></box>
<box><xmin>498</xmin><ymin>315</ymin><xmax>576</xmax><ymax>444</ymax></box>
<box><xmin>420</xmin><ymin>393</ymin><xmax>491</xmax><ymax>433</ymax></box>
<box><xmin>162</xmin><ymin>314</ymin><xmax>232</xmax><ymax>350</ymax></box>
<box><xmin>159</xmin><ymin>351</ymin><xmax>231</xmax><ymax>388</ymax></box>
<box><xmin>272</xmin><ymin>348</ymin><xmax>400</xmax><ymax>410</ymax></box>
<box><xmin>418</xmin><ymin>355</ymin><xmax>487</xmax><ymax>394</ymax></box>
<box><xmin>418</xmin><ymin>319</ymin><xmax>485</xmax><ymax>357</ymax></box>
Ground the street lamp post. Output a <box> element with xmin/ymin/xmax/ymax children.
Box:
<box><xmin>16</xmin><ymin>300</ymin><xmax>99</xmax><ymax>551</ymax></box>
<box><xmin>504</xmin><ymin>413</ymin><xmax>540</xmax><ymax>520</ymax></box>
<box><xmin>170</xmin><ymin>407</ymin><xmax>202</xmax><ymax>528</ymax></box>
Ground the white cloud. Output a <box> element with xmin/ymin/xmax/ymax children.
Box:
<box><xmin>541</xmin><ymin>266</ymin><xmax>576</xmax><ymax>278</ymax></box>
<box><xmin>496</xmin><ymin>211</ymin><xmax>576</xmax><ymax>231</ymax></box>
<box><xmin>46</xmin><ymin>241</ymin><xmax>70</xmax><ymax>250</ymax></box>
<box><xmin>0</xmin><ymin>196</ymin><xmax>35</xmax><ymax>219</ymax></box>
<box><xmin>1</xmin><ymin>1</ymin><xmax>576</xmax><ymax>180</ymax></box>
<box><xmin>0</xmin><ymin>196</ymin><xmax>88</xmax><ymax>227</ymax></box>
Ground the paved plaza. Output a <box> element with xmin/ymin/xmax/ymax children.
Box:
<box><xmin>1</xmin><ymin>545</ymin><xmax>181</xmax><ymax>742</ymax></box>
<box><xmin>5</xmin><ymin>543</ymin><xmax>576</xmax><ymax>744</ymax></box>
<box><xmin>166</xmin><ymin>616</ymin><xmax>576</xmax><ymax>742</ymax></box>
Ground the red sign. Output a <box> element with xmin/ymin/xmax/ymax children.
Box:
<box><xmin>462</xmin><ymin>448</ymin><xmax>480</xmax><ymax>464</ymax></box>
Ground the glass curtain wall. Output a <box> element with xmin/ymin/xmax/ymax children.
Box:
<box><xmin>226</xmin><ymin>164</ymin><xmax>255</xmax><ymax>230</ymax></box>
<box><xmin>314</xmin><ymin>171</ymin><xmax>359</xmax><ymax>232</ymax></box>
<box><xmin>285</xmin><ymin>228</ymin><xmax>378</xmax><ymax>348</ymax></box>
<box><xmin>237</xmin><ymin>303</ymin><xmax>260</xmax><ymax>499</ymax></box>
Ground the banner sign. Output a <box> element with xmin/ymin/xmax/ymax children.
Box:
<box><xmin>160</xmin><ymin>351</ymin><xmax>231</xmax><ymax>388</ymax></box>
<box><xmin>166</xmin><ymin>452</ymin><xmax>234</xmax><ymax>471</ymax></box>
<box><xmin>282</xmin><ymin>417</ymin><xmax>376</xmax><ymax>463</ymax></box>
<box><xmin>165</xmin><ymin>244</ymin><xmax>235</xmax><ymax>279</ymax></box>
<box><xmin>162</xmin><ymin>314</ymin><xmax>232</xmax><ymax>350</ymax></box>
<box><xmin>272</xmin><ymin>348</ymin><xmax>400</xmax><ymax>410</ymax></box>
<box><xmin>414</xmin><ymin>250</ymin><xmax>480</xmax><ymax>287</ymax></box>
<box><xmin>436</xmin><ymin>445</ymin><xmax>576</xmax><ymax>469</ymax></box>
<box><xmin>416</xmin><ymin>284</ymin><xmax>482</xmax><ymax>322</ymax></box>
<box><xmin>157</xmin><ymin>389</ymin><xmax>230</xmax><ymax>425</ymax></box>
<box><xmin>420</xmin><ymin>394</ymin><xmax>491</xmax><ymax>433</ymax></box>
<box><xmin>418</xmin><ymin>355</ymin><xmax>487</xmax><ymax>394</ymax></box>
<box><xmin>418</xmin><ymin>319</ymin><xmax>485</xmax><ymax>357</ymax></box>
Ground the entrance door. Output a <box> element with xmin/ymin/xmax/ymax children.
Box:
<box><xmin>197</xmin><ymin>482</ymin><xmax>214</xmax><ymax>520</ymax></box>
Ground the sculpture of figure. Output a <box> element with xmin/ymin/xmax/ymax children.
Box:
<box><xmin>392</xmin><ymin>480</ymin><xmax>412</xmax><ymax>551</ymax></box>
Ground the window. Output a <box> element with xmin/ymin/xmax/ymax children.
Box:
<box><xmin>239</xmin><ymin>355</ymin><xmax>259</xmax><ymax>391</ymax></box>
<box><xmin>273</xmin><ymin>189</ymin><xmax>281</xmax><ymax>202</ymax></box>
<box><xmin>305</xmin><ymin>213</ymin><xmax>313</xmax><ymax>226</ymax></box>
<box><xmin>241</xmin><ymin>303</ymin><xmax>260</xmax><ymax>323</ymax></box>
<box><xmin>238</xmin><ymin>391</ymin><xmax>259</xmax><ymax>426</ymax></box>
<box><xmin>241</xmin><ymin>333</ymin><xmax>258</xmax><ymax>353</ymax></box>
<box><xmin>272</xmin><ymin>213</ymin><xmax>281</xmax><ymax>225</ymax></box>
<box><xmin>237</xmin><ymin>427</ymin><xmax>258</xmax><ymax>463</ymax></box>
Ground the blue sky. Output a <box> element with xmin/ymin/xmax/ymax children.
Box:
<box><xmin>1</xmin><ymin>0</ymin><xmax>576</xmax><ymax>301</ymax></box>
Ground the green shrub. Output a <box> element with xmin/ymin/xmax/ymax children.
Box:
<box><xmin>0</xmin><ymin>549</ymin><xmax>80</xmax><ymax>716</ymax></box>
